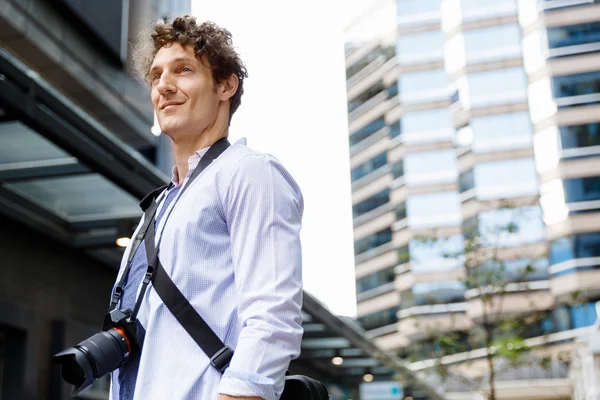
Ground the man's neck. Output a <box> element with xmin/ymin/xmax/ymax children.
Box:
<box><xmin>173</xmin><ymin>127</ymin><xmax>228</xmax><ymax>184</ymax></box>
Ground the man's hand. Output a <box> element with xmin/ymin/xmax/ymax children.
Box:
<box><xmin>218</xmin><ymin>396</ymin><xmax>262</xmax><ymax>400</ymax></box>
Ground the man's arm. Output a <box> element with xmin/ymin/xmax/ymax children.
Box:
<box><xmin>218</xmin><ymin>153</ymin><xmax>304</xmax><ymax>400</ymax></box>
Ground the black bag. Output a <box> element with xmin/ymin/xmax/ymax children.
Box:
<box><xmin>135</xmin><ymin>138</ymin><xmax>330</xmax><ymax>400</ymax></box>
<box><xmin>281</xmin><ymin>375</ymin><xmax>330</xmax><ymax>400</ymax></box>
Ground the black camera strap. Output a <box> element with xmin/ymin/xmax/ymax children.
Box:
<box><xmin>113</xmin><ymin>136</ymin><xmax>233</xmax><ymax>372</ymax></box>
<box><xmin>108</xmin><ymin>137</ymin><xmax>230</xmax><ymax>315</ymax></box>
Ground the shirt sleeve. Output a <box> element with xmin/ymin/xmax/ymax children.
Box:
<box><xmin>218</xmin><ymin>153</ymin><xmax>304</xmax><ymax>400</ymax></box>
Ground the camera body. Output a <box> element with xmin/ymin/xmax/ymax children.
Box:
<box><xmin>52</xmin><ymin>308</ymin><xmax>141</xmax><ymax>395</ymax></box>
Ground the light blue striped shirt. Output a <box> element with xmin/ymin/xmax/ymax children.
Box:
<box><xmin>109</xmin><ymin>138</ymin><xmax>304</xmax><ymax>400</ymax></box>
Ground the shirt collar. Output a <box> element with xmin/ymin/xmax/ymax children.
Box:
<box><xmin>171</xmin><ymin>147</ymin><xmax>211</xmax><ymax>186</ymax></box>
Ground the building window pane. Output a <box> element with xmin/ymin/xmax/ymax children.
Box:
<box><xmin>397</xmin><ymin>0</ymin><xmax>441</xmax><ymax>16</ymax></box>
<box><xmin>470</xmin><ymin>258</ymin><xmax>549</xmax><ymax>285</ymax></box>
<box><xmin>459</xmin><ymin>169</ymin><xmax>474</xmax><ymax>193</ymax></box>
<box><xmin>470</xmin><ymin>111</ymin><xmax>533</xmax><ymax>152</ymax></box>
<box><xmin>358</xmin><ymin>307</ymin><xmax>399</xmax><ymax>330</ymax></box>
<box><xmin>354</xmin><ymin>228</ymin><xmax>392</xmax><ymax>256</ymax></box>
<box><xmin>348</xmin><ymin>82</ymin><xmax>386</xmax><ymax>112</ymax></box>
<box><xmin>392</xmin><ymin>160</ymin><xmax>404</xmax><ymax>179</ymax></box>
<box><xmin>464</xmin><ymin>24</ymin><xmax>521</xmax><ymax>63</ymax></box>
<box><xmin>403</xmin><ymin>149</ymin><xmax>457</xmax><ymax>185</ymax></box>
<box><xmin>552</xmin><ymin>71</ymin><xmax>600</xmax><ymax>98</ymax></box>
<box><xmin>464</xmin><ymin>67</ymin><xmax>527</xmax><ymax>107</ymax></box>
<box><xmin>399</xmin><ymin>68</ymin><xmax>448</xmax><ymax>99</ymax></box>
<box><xmin>563</xmin><ymin>176</ymin><xmax>600</xmax><ymax>203</ymax></box>
<box><xmin>401</xmin><ymin>108</ymin><xmax>453</xmax><ymax>134</ymax></box>
<box><xmin>559</xmin><ymin>123</ymin><xmax>600</xmax><ymax>149</ymax></box>
<box><xmin>409</xmin><ymin>235</ymin><xmax>464</xmax><ymax>273</ymax></box>
<box><xmin>403</xmin><ymin>281</ymin><xmax>465</xmax><ymax>307</ymax></box>
<box><xmin>570</xmin><ymin>302</ymin><xmax>598</xmax><ymax>329</ymax></box>
<box><xmin>356</xmin><ymin>266</ymin><xmax>396</xmax><ymax>293</ymax></box>
<box><xmin>397</xmin><ymin>30</ymin><xmax>444</xmax><ymax>64</ymax></box>
<box><xmin>473</xmin><ymin>158</ymin><xmax>539</xmax><ymax>199</ymax></box>
<box><xmin>350</xmin><ymin>117</ymin><xmax>386</xmax><ymax>146</ymax></box>
<box><xmin>476</xmin><ymin>206</ymin><xmax>545</xmax><ymax>247</ymax></box>
<box><xmin>353</xmin><ymin>189</ymin><xmax>390</xmax><ymax>218</ymax></box>
<box><xmin>547</xmin><ymin>22</ymin><xmax>600</xmax><ymax>49</ymax></box>
<box><xmin>351</xmin><ymin>153</ymin><xmax>387</xmax><ymax>182</ymax></box>
<box><xmin>406</xmin><ymin>191</ymin><xmax>461</xmax><ymax>228</ymax></box>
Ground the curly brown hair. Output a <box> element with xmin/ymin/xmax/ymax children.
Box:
<box><xmin>133</xmin><ymin>15</ymin><xmax>248</xmax><ymax>124</ymax></box>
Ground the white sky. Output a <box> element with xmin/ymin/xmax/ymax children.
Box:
<box><xmin>191</xmin><ymin>0</ymin><xmax>360</xmax><ymax>316</ymax></box>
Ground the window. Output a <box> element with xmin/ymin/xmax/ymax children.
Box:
<box><xmin>397</xmin><ymin>0</ymin><xmax>441</xmax><ymax>16</ymax></box>
<box><xmin>348</xmin><ymin>82</ymin><xmax>386</xmax><ymax>112</ymax></box>
<box><xmin>399</xmin><ymin>69</ymin><xmax>448</xmax><ymax>99</ymax></box>
<box><xmin>392</xmin><ymin>160</ymin><xmax>404</xmax><ymax>179</ymax></box>
<box><xmin>387</xmin><ymin>82</ymin><xmax>399</xmax><ymax>98</ymax></box>
<box><xmin>547</xmin><ymin>22</ymin><xmax>600</xmax><ymax>49</ymax></box>
<box><xmin>401</xmin><ymin>108</ymin><xmax>453</xmax><ymax>135</ymax></box>
<box><xmin>398</xmin><ymin>245</ymin><xmax>410</xmax><ymax>264</ymax></box>
<box><xmin>570</xmin><ymin>302</ymin><xmax>598</xmax><ymax>329</ymax></box>
<box><xmin>469</xmin><ymin>258</ymin><xmax>550</xmax><ymax>285</ymax></box>
<box><xmin>552</xmin><ymin>71</ymin><xmax>600</xmax><ymax>98</ymax></box>
<box><xmin>409</xmin><ymin>235</ymin><xmax>464</xmax><ymax>273</ymax></box>
<box><xmin>353</xmin><ymin>189</ymin><xmax>390</xmax><ymax>218</ymax></box>
<box><xmin>472</xmin><ymin>158</ymin><xmax>539</xmax><ymax>199</ymax></box>
<box><xmin>475</xmin><ymin>206</ymin><xmax>545</xmax><ymax>247</ymax></box>
<box><xmin>406</xmin><ymin>191</ymin><xmax>461</xmax><ymax>228</ymax></box>
<box><xmin>402</xmin><ymin>281</ymin><xmax>465</xmax><ymax>307</ymax></box>
<box><xmin>563</xmin><ymin>176</ymin><xmax>600</xmax><ymax>203</ymax></box>
<box><xmin>559</xmin><ymin>123</ymin><xmax>600</xmax><ymax>149</ymax></box>
<box><xmin>390</xmin><ymin>120</ymin><xmax>401</xmax><ymax>138</ymax></box>
<box><xmin>350</xmin><ymin>117</ymin><xmax>386</xmax><ymax>146</ymax></box>
<box><xmin>346</xmin><ymin>46</ymin><xmax>394</xmax><ymax>80</ymax></box>
<box><xmin>396</xmin><ymin>202</ymin><xmax>407</xmax><ymax>221</ymax></box>
<box><xmin>470</xmin><ymin>111</ymin><xmax>533</xmax><ymax>152</ymax></box>
<box><xmin>351</xmin><ymin>153</ymin><xmax>387</xmax><ymax>182</ymax></box>
<box><xmin>459</xmin><ymin>169</ymin><xmax>474</xmax><ymax>193</ymax></box>
<box><xmin>550</xmin><ymin>232</ymin><xmax>600</xmax><ymax>264</ymax></box>
<box><xmin>358</xmin><ymin>307</ymin><xmax>399</xmax><ymax>330</ymax></box>
<box><xmin>403</xmin><ymin>149</ymin><xmax>457</xmax><ymax>185</ymax></box>
<box><xmin>397</xmin><ymin>30</ymin><xmax>444</xmax><ymax>64</ymax></box>
<box><xmin>463</xmin><ymin>24</ymin><xmax>521</xmax><ymax>63</ymax></box>
<box><xmin>356</xmin><ymin>266</ymin><xmax>396</xmax><ymax>293</ymax></box>
<box><xmin>354</xmin><ymin>228</ymin><xmax>392</xmax><ymax>256</ymax></box>
<box><xmin>461</xmin><ymin>67</ymin><xmax>527</xmax><ymax>107</ymax></box>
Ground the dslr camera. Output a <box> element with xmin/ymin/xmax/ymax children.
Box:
<box><xmin>51</xmin><ymin>308</ymin><xmax>140</xmax><ymax>395</ymax></box>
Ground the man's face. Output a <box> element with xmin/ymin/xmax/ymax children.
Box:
<box><xmin>150</xmin><ymin>42</ymin><xmax>220</xmax><ymax>139</ymax></box>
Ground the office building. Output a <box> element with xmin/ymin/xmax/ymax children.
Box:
<box><xmin>346</xmin><ymin>0</ymin><xmax>600</xmax><ymax>397</ymax></box>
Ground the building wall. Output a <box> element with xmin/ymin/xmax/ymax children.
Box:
<box><xmin>0</xmin><ymin>213</ymin><xmax>116</xmax><ymax>400</ymax></box>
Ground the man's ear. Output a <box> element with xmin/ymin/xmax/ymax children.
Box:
<box><xmin>219</xmin><ymin>74</ymin><xmax>239</xmax><ymax>102</ymax></box>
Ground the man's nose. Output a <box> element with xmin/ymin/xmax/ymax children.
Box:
<box><xmin>156</xmin><ymin>73</ymin><xmax>176</xmax><ymax>95</ymax></box>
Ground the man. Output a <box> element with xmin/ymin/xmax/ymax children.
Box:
<box><xmin>110</xmin><ymin>15</ymin><xmax>304</xmax><ymax>400</ymax></box>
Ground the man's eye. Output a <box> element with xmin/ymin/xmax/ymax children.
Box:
<box><xmin>181</xmin><ymin>67</ymin><xmax>191</xmax><ymax>72</ymax></box>
<box><xmin>152</xmin><ymin>74</ymin><xmax>161</xmax><ymax>82</ymax></box>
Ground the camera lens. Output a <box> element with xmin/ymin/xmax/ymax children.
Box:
<box><xmin>52</xmin><ymin>328</ymin><xmax>131</xmax><ymax>395</ymax></box>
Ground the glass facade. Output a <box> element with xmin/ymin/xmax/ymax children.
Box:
<box><xmin>409</xmin><ymin>235</ymin><xmax>464</xmax><ymax>273</ymax></box>
<box><xmin>470</xmin><ymin>111</ymin><xmax>533</xmax><ymax>152</ymax></box>
<box><xmin>403</xmin><ymin>149</ymin><xmax>457</xmax><ymax>185</ymax></box>
<box><xmin>560</xmin><ymin>123</ymin><xmax>600</xmax><ymax>149</ymax></box>
<box><xmin>353</xmin><ymin>189</ymin><xmax>390</xmax><ymax>218</ymax></box>
<box><xmin>401</xmin><ymin>108</ymin><xmax>453</xmax><ymax>135</ymax></box>
<box><xmin>349</xmin><ymin>117</ymin><xmax>386</xmax><ymax>146</ymax></box>
<box><xmin>563</xmin><ymin>176</ymin><xmax>600</xmax><ymax>203</ymax></box>
<box><xmin>468</xmin><ymin>257</ymin><xmax>550</xmax><ymax>285</ymax></box>
<box><xmin>396</xmin><ymin>30</ymin><xmax>444</xmax><ymax>64</ymax></box>
<box><xmin>402</xmin><ymin>281</ymin><xmax>465</xmax><ymax>307</ymax></box>
<box><xmin>406</xmin><ymin>191</ymin><xmax>461</xmax><ymax>227</ymax></box>
<box><xmin>552</xmin><ymin>71</ymin><xmax>600</xmax><ymax>98</ymax></box>
<box><xmin>463</xmin><ymin>24</ymin><xmax>521</xmax><ymax>63</ymax></box>
<box><xmin>397</xmin><ymin>0</ymin><xmax>441</xmax><ymax>16</ymax></box>
<box><xmin>354</xmin><ymin>228</ymin><xmax>392</xmax><ymax>256</ymax></box>
<box><xmin>357</xmin><ymin>266</ymin><xmax>396</xmax><ymax>293</ymax></box>
<box><xmin>348</xmin><ymin>82</ymin><xmax>386</xmax><ymax>112</ymax></box>
<box><xmin>547</xmin><ymin>21</ymin><xmax>600</xmax><ymax>50</ymax></box>
<box><xmin>399</xmin><ymin>68</ymin><xmax>448</xmax><ymax>100</ymax></box>
<box><xmin>472</xmin><ymin>158</ymin><xmax>539</xmax><ymax>199</ymax></box>
<box><xmin>459</xmin><ymin>67</ymin><xmax>528</xmax><ymax>107</ymax></box>
<box><xmin>550</xmin><ymin>232</ymin><xmax>600</xmax><ymax>264</ymax></box>
<box><xmin>469</xmin><ymin>206</ymin><xmax>545</xmax><ymax>247</ymax></box>
<box><xmin>351</xmin><ymin>153</ymin><xmax>387</xmax><ymax>182</ymax></box>
<box><xmin>358</xmin><ymin>307</ymin><xmax>399</xmax><ymax>330</ymax></box>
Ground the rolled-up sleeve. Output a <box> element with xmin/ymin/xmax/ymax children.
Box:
<box><xmin>218</xmin><ymin>153</ymin><xmax>304</xmax><ymax>400</ymax></box>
